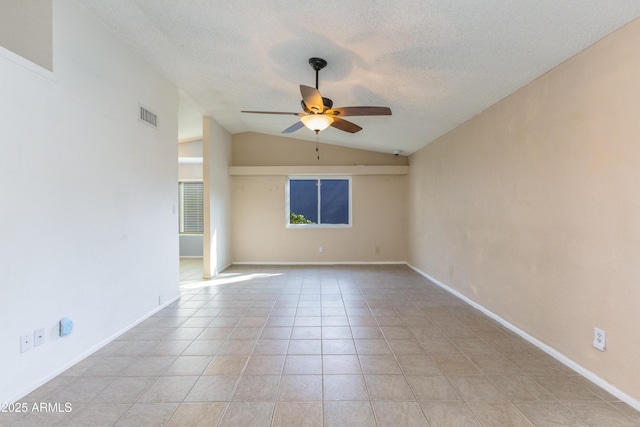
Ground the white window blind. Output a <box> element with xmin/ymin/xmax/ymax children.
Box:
<box><xmin>178</xmin><ymin>182</ymin><xmax>204</xmax><ymax>234</ymax></box>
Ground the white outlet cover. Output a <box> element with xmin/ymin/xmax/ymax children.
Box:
<box><xmin>593</xmin><ymin>328</ymin><xmax>606</xmax><ymax>351</ymax></box>
<box><xmin>34</xmin><ymin>327</ymin><xmax>45</xmax><ymax>346</ymax></box>
<box><xmin>20</xmin><ymin>333</ymin><xmax>32</xmax><ymax>353</ymax></box>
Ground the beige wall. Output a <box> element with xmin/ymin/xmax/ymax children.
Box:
<box><xmin>408</xmin><ymin>19</ymin><xmax>640</xmax><ymax>402</ymax></box>
<box><xmin>0</xmin><ymin>0</ymin><xmax>52</xmax><ymax>70</ymax></box>
<box><xmin>232</xmin><ymin>134</ymin><xmax>408</xmax><ymax>263</ymax></box>
<box><xmin>233</xmin><ymin>132</ymin><xmax>408</xmax><ymax>166</ymax></box>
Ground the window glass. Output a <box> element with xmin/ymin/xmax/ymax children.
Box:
<box><xmin>287</xmin><ymin>177</ymin><xmax>350</xmax><ymax>227</ymax></box>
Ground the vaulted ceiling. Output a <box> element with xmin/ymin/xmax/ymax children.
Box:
<box><xmin>77</xmin><ymin>1</ymin><xmax>640</xmax><ymax>155</ymax></box>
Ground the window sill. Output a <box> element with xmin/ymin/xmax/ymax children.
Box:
<box><xmin>286</xmin><ymin>224</ymin><xmax>352</xmax><ymax>229</ymax></box>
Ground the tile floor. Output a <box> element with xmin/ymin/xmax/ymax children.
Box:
<box><xmin>4</xmin><ymin>263</ymin><xmax>640</xmax><ymax>426</ymax></box>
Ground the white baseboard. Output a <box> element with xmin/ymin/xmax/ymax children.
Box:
<box><xmin>231</xmin><ymin>261</ymin><xmax>408</xmax><ymax>266</ymax></box>
<box><xmin>8</xmin><ymin>295</ymin><xmax>180</xmax><ymax>404</ymax></box>
<box><xmin>408</xmin><ymin>264</ymin><xmax>640</xmax><ymax>412</ymax></box>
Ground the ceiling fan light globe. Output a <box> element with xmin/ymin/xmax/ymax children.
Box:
<box><xmin>301</xmin><ymin>114</ymin><xmax>333</xmax><ymax>132</ymax></box>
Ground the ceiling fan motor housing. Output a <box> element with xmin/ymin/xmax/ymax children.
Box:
<box><xmin>308</xmin><ymin>57</ymin><xmax>327</xmax><ymax>71</ymax></box>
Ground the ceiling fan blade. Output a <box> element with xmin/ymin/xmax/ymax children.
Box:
<box><xmin>330</xmin><ymin>106</ymin><xmax>392</xmax><ymax>117</ymax></box>
<box><xmin>241</xmin><ymin>110</ymin><xmax>302</xmax><ymax>115</ymax></box>
<box><xmin>330</xmin><ymin>117</ymin><xmax>362</xmax><ymax>133</ymax></box>
<box><xmin>282</xmin><ymin>121</ymin><xmax>305</xmax><ymax>134</ymax></box>
<box><xmin>300</xmin><ymin>85</ymin><xmax>324</xmax><ymax>113</ymax></box>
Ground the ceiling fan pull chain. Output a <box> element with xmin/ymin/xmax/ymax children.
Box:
<box><xmin>316</xmin><ymin>132</ymin><xmax>320</xmax><ymax>160</ymax></box>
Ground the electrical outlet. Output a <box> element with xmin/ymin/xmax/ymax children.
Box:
<box><xmin>319</xmin><ymin>246</ymin><xmax>324</xmax><ymax>253</ymax></box>
<box><xmin>20</xmin><ymin>333</ymin><xmax>32</xmax><ymax>353</ymax></box>
<box><xmin>375</xmin><ymin>246</ymin><xmax>380</xmax><ymax>254</ymax></box>
<box><xmin>593</xmin><ymin>327</ymin><xmax>606</xmax><ymax>351</ymax></box>
<box><xmin>34</xmin><ymin>327</ymin><xmax>45</xmax><ymax>347</ymax></box>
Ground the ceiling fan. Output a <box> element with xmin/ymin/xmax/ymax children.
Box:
<box><xmin>241</xmin><ymin>57</ymin><xmax>392</xmax><ymax>134</ymax></box>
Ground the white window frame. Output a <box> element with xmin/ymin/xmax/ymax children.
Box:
<box><xmin>285</xmin><ymin>176</ymin><xmax>352</xmax><ymax>229</ymax></box>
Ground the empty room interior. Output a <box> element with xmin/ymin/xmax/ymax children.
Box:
<box><xmin>1</xmin><ymin>1</ymin><xmax>640</xmax><ymax>426</ymax></box>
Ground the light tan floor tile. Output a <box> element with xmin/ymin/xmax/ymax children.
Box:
<box><xmin>113</xmin><ymin>402</ymin><xmax>179</xmax><ymax>427</ymax></box>
<box><xmin>53</xmin><ymin>376</ymin><xmax>116</xmax><ymax>404</ymax></box>
<box><xmin>364</xmin><ymin>375</ymin><xmax>415</xmax><ymax>401</ymax></box>
<box><xmin>322</xmin><ymin>326</ymin><xmax>352</xmax><ymax>339</ymax></box>
<box><xmin>60</xmin><ymin>403</ymin><xmax>130</xmax><ymax>427</ymax></box>
<box><xmin>372</xmin><ymin>401</ymin><xmax>429</xmax><ymax>426</ymax></box>
<box><xmin>516</xmin><ymin>402</ymin><xmax>589</xmax><ymax>426</ymax></box>
<box><xmin>278</xmin><ymin>375</ymin><xmax>323</xmax><ymax>401</ymax></box>
<box><xmin>565</xmin><ymin>401</ymin><xmax>638</xmax><ymax>426</ymax></box>
<box><xmin>611</xmin><ymin>402</ymin><xmax>640</xmax><ymax>424</ymax></box>
<box><xmin>322</xmin><ymin>339</ymin><xmax>357</xmax><ymax>354</ymax></box>
<box><xmin>137</xmin><ymin>376</ymin><xmax>198</xmax><ymax>403</ymax></box>
<box><xmin>406</xmin><ymin>375</ymin><xmax>461</xmax><ymax>401</ymax></box>
<box><xmin>323</xmin><ymin>355</ymin><xmax>362</xmax><ymax>374</ymax></box>
<box><xmin>291</xmin><ymin>327</ymin><xmax>322</xmax><ymax>339</ymax></box>
<box><xmin>533</xmin><ymin>375</ymin><xmax>602</xmax><ymax>401</ymax></box>
<box><xmin>272</xmin><ymin>402</ymin><xmax>323</xmax><ymax>426</ymax></box>
<box><xmin>261</xmin><ymin>327</ymin><xmax>292</xmax><ymax>339</ymax></box>
<box><xmin>120</xmin><ymin>357</ymin><xmax>176</xmax><ymax>377</ymax></box>
<box><xmin>322</xmin><ymin>316</ymin><xmax>350</xmax><ymax>327</ymax></box>
<box><xmin>432</xmin><ymin>353</ymin><xmax>481</xmax><ymax>375</ymax></box>
<box><xmin>417</xmin><ymin>338</ymin><xmax>461</xmax><ymax>355</ymax></box>
<box><xmin>232</xmin><ymin>375</ymin><xmax>280</xmax><ymax>401</ymax></box>
<box><xmin>489</xmin><ymin>375</ymin><xmax>555</xmax><ymax>402</ymax></box>
<box><xmin>283</xmin><ymin>355</ymin><xmax>323</xmax><ymax>374</ymax></box>
<box><xmin>295</xmin><ymin>316</ymin><xmax>322</xmax><ymax>327</ymax></box>
<box><xmin>25</xmin><ymin>265</ymin><xmax>640</xmax><ymax>427</ymax></box>
<box><xmin>354</xmin><ymin>339</ymin><xmax>392</xmax><ymax>355</ymax></box>
<box><xmin>323</xmin><ymin>375</ymin><xmax>369</xmax><ymax>400</ymax></box>
<box><xmin>196</xmin><ymin>327</ymin><xmax>233</xmax><ymax>340</ymax></box>
<box><xmin>467</xmin><ymin>402</ymin><xmax>535</xmax><ymax>426</ymax></box>
<box><xmin>447</xmin><ymin>375</ymin><xmax>510</xmax><ymax>402</ymax></box>
<box><xmin>358</xmin><ymin>355</ymin><xmax>403</xmax><ymax>375</ymax></box>
<box><xmin>184</xmin><ymin>376</ymin><xmax>238</xmax><ymax>402</ymax></box>
<box><xmin>323</xmin><ymin>401</ymin><xmax>376</xmax><ymax>427</ymax></box>
<box><xmin>350</xmin><ymin>327</ymin><xmax>384</xmax><ymax>339</ymax></box>
<box><xmin>164</xmin><ymin>356</ymin><xmax>213</xmax><ymax>376</ymax></box>
<box><xmin>243</xmin><ymin>355</ymin><xmax>285</xmax><ymax>375</ymax></box>
<box><xmin>91</xmin><ymin>376</ymin><xmax>156</xmax><ymax>403</ymax></box>
<box><xmin>218</xmin><ymin>401</ymin><xmax>275</xmax><ymax>426</ymax></box>
<box><xmin>81</xmin><ymin>356</ymin><xmax>137</xmax><ymax>376</ymax></box>
<box><xmin>229</xmin><ymin>327</ymin><xmax>262</xmax><ymax>340</ymax></box>
<box><xmin>216</xmin><ymin>339</ymin><xmax>256</xmax><ymax>355</ymax></box>
<box><xmin>420</xmin><ymin>401</ymin><xmax>482</xmax><ymax>426</ymax></box>
<box><xmin>396</xmin><ymin>354</ymin><xmax>441</xmax><ymax>375</ymax></box>
<box><xmin>181</xmin><ymin>340</ymin><xmax>224</xmax><ymax>356</ymax></box>
<box><xmin>467</xmin><ymin>354</ymin><xmax>522</xmax><ymax>375</ymax></box>
<box><xmin>166</xmin><ymin>402</ymin><xmax>227</xmax><ymax>427</ymax></box>
<box><xmin>252</xmin><ymin>339</ymin><xmax>289</xmax><ymax>355</ymax></box>
<box><xmin>203</xmin><ymin>355</ymin><xmax>248</xmax><ymax>375</ymax></box>
<box><xmin>287</xmin><ymin>339</ymin><xmax>321</xmax><ymax>355</ymax></box>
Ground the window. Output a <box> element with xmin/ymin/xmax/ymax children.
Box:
<box><xmin>286</xmin><ymin>177</ymin><xmax>351</xmax><ymax>227</ymax></box>
<box><xmin>178</xmin><ymin>181</ymin><xmax>204</xmax><ymax>234</ymax></box>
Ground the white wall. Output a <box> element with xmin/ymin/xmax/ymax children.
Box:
<box><xmin>179</xmin><ymin>139</ymin><xmax>204</xmax><ymax>257</ymax></box>
<box><xmin>203</xmin><ymin>117</ymin><xmax>232</xmax><ymax>277</ymax></box>
<box><xmin>0</xmin><ymin>1</ymin><xmax>179</xmax><ymax>403</ymax></box>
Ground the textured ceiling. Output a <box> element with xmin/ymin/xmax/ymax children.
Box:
<box><xmin>77</xmin><ymin>1</ymin><xmax>640</xmax><ymax>155</ymax></box>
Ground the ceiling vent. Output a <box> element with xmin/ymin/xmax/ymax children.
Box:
<box><xmin>139</xmin><ymin>106</ymin><xmax>158</xmax><ymax>128</ymax></box>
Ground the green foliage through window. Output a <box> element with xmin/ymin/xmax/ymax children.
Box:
<box><xmin>290</xmin><ymin>212</ymin><xmax>315</xmax><ymax>224</ymax></box>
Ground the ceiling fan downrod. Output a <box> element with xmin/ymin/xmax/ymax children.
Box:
<box><xmin>308</xmin><ymin>57</ymin><xmax>327</xmax><ymax>90</ymax></box>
